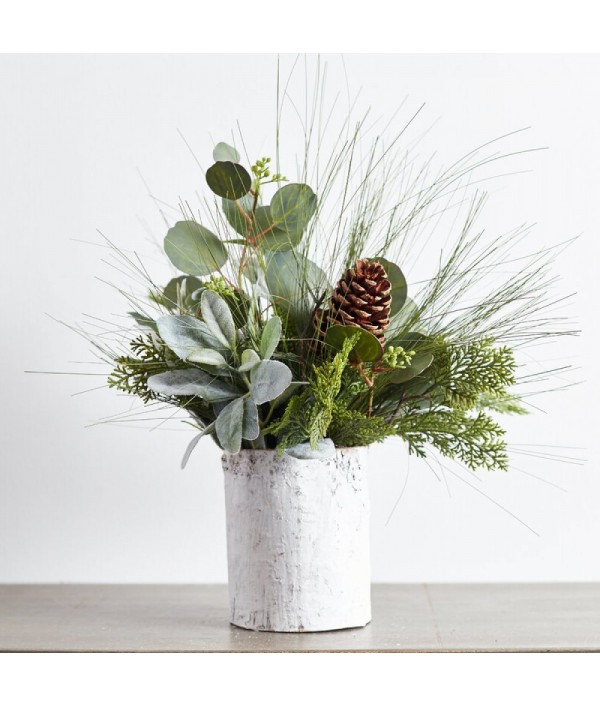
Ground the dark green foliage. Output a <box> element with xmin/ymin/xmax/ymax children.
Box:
<box><xmin>428</xmin><ymin>337</ymin><xmax>517</xmax><ymax>410</ymax></box>
<box><xmin>265</xmin><ymin>334</ymin><xmax>359</xmax><ymax>449</ymax></box>
<box><xmin>394</xmin><ymin>406</ymin><xmax>509</xmax><ymax>471</ymax></box>
<box><xmin>328</xmin><ymin>404</ymin><xmax>395</xmax><ymax>447</ymax></box>
<box><xmin>108</xmin><ymin>334</ymin><xmax>179</xmax><ymax>404</ymax></box>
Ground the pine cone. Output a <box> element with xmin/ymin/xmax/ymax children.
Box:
<box><xmin>313</xmin><ymin>258</ymin><xmax>392</xmax><ymax>347</ymax></box>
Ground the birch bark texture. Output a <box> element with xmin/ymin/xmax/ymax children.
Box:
<box><xmin>222</xmin><ymin>448</ymin><xmax>371</xmax><ymax>632</ymax></box>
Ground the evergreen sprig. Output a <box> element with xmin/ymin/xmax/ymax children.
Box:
<box><xmin>394</xmin><ymin>406</ymin><xmax>509</xmax><ymax>471</ymax></box>
<box><xmin>265</xmin><ymin>333</ymin><xmax>359</xmax><ymax>449</ymax></box>
<box><xmin>108</xmin><ymin>334</ymin><xmax>178</xmax><ymax>404</ymax></box>
<box><xmin>428</xmin><ymin>337</ymin><xmax>517</xmax><ymax>410</ymax></box>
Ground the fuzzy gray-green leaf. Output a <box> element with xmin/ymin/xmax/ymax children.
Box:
<box><xmin>215</xmin><ymin>397</ymin><xmax>244</xmax><ymax>453</ymax></box>
<box><xmin>242</xmin><ymin>399</ymin><xmax>260</xmax><ymax>440</ymax></box>
<box><xmin>250</xmin><ymin>360</ymin><xmax>293</xmax><ymax>405</ymax></box>
<box><xmin>187</xmin><ymin>348</ymin><xmax>228</xmax><ymax>367</ymax></box>
<box><xmin>239</xmin><ymin>348</ymin><xmax>261</xmax><ymax>372</ymax></box>
<box><xmin>200</xmin><ymin>290</ymin><xmax>236</xmax><ymax>349</ymax></box>
<box><xmin>157</xmin><ymin>315</ymin><xmax>224</xmax><ymax>360</ymax></box>
<box><xmin>259</xmin><ymin>316</ymin><xmax>282</xmax><ymax>360</ymax></box>
<box><xmin>181</xmin><ymin>423</ymin><xmax>215</xmax><ymax>469</ymax></box>
<box><xmin>147</xmin><ymin>369</ymin><xmax>239</xmax><ymax>402</ymax></box>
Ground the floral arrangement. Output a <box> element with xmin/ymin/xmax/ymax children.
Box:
<box><xmin>96</xmin><ymin>93</ymin><xmax>573</xmax><ymax>471</ymax></box>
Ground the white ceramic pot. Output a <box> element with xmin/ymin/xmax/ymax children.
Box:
<box><xmin>222</xmin><ymin>447</ymin><xmax>371</xmax><ymax>632</ymax></box>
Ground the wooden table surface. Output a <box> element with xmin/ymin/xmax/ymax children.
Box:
<box><xmin>1</xmin><ymin>583</ymin><xmax>599</xmax><ymax>652</ymax></box>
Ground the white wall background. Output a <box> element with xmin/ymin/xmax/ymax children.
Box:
<box><xmin>1</xmin><ymin>54</ymin><xmax>598</xmax><ymax>583</ymax></box>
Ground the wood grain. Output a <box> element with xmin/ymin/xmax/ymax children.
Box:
<box><xmin>1</xmin><ymin>583</ymin><xmax>599</xmax><ymax>652</ymax></box>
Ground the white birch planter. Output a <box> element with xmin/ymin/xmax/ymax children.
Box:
<box><xmin>222</xmin><ymin>447</ymin><xmax>371</xmax><ymax>632</ymax></box>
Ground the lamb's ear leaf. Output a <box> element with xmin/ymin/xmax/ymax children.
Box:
<box><xmin>259</xmin><ymin>316</ymin><xmax>282</xmax><ymax>360</ymax></box>
<box><xmin>161</xmin><ymin>275</ymin><xmax>204</xmax><ymax>310</ymax></box>
<box><xmin>238</xmin><ymin>349</ymin><xmax>261</xmax><ymax>372</ymax></box>
<box><xmin>164</xmin><ymin>221</ymin><xmax>227</xmax><ymax>276</ymax></box>
<box><xmin>215</xmin><ymin>397</ymin><xmax>244</xmax><ymax>454</ymax></box>
<box><xmin>157</xmin><ymin>315</ymin><xmax>224</xmax><ymax>360</ymax></box>
<box><xmin>200</xmin><ymin>290</ymin><xmax>236</xmax><ymax>349</ymax></box>
<box><xmin>181</xmin><ymin>422</ymin><xmax>215</xmax><ymax>469</ymax></box>
<box><xmin>284</xmin><ymin>438</ymin><xmax>336</xmax><ymax>460</ymax></box>
<box><xmin>206</xmin><ymin>162</ymin><xmax>251</xmax><ymax>200</ymax></box>
<box><xmin>371</xmin><ymin>256</ymin><xmax>407</xmax><ymax>315</ymax></box>
<box><xmin>324</xmin><ymin>324</ymin><xmax>383</xmax><ymax>363</ymax></box>
<box><xmin>242</xmin><ymin>399</ymin><xmax>260</xmax><ymax>441</ymax></box>
<box><xmin>147</xmin><ymin>369</ymin><xmax>239</xmax><ymax>402</ymax></box>
<box><xmin>250</xmin><ymin>360</ymin><xmax>293</xmax><ymax>405</ymax></box>
<box><xmin>213</xmin><ymin>142</ymin><xmax>240</xmax><ymax>163</ymax></box>
<box><xmin>187</xmin><ymin>348</ymin><xmax>228</xmax><ymax>367</ymax></box>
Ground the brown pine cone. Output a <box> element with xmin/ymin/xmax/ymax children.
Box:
<box><xmin>313</xmin><ymin>258</ymin><xmax>392</xmax><ymax>347</ymax></box>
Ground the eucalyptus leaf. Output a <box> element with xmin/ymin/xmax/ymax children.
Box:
<box><xmin>242</xmin><ymin>399</ymin><xmax>260</xmax><ymax>441</ymax></box>
<box><xmin>200</xmin><ymin>290</ymin><xmax>236</xmax><ymax>349</ymax></box>
<box><xmin>389</xmin><ymin>297</ymin><xmax>420</xmax><ymax>334</ymax></box>
<box><xmin>215</xmin><ymin>397</ymin><xmax>244</xmax><ymax>454</ymax></box>
<box><xmin>181</xmin><ymin>422</ymin><xmax>215</xmax><ymax>469</ymax></box>
<box><xmin>164</xmin><ymin>221</ymin><xmax>228</xmax><ymax>276</ymax></box>
<box><xmin>147</xmin><ymin>369</ymin><xmax>239</xmax><ymax>402</ymax></box>
<box><xmin>324</xmin><ymin>324</ymin><xmax>383</xmax><ymax>363</ymax></box>
<box><xmin>157</xmin><ymin>315</ymin><xmax>224</xmax><ymax>360</ymax></box>
<box><xmin>213</xmin><ymin>142</ymin><xmax>240</xmax><ymax>163</ymax></box>
<box><xmin>259</xmin><ymin>316</ymin><xmax>282</xmax><ymax>360</ymax></box>
<box><xmin>270</xmin><ymin>183</ymin><xmax>317</xmax><ymax>235</ymax></box>
<box><xmin>284</xmin><ymin>438</ymin><xmax>336</xmax><ymax>460</ymax></box>
<box><xmin>252</xmin><ymin>206</ymin><xmax>300</xmax><ymax>251</ymax></box>
<box><xmin>238</xmin><ymin>348</ymin><xmax>261</xmax><ymax>372</ymax></box>
<box><xmin>206</xmin><ymin>162</ymin><xmax>251</xmax><ymax>200</ymax></box>
<box><xmin>250</xmin><ymin>360</ymin><xmax>293</xmax><ymax>405</ymax></box>
<box><xmin>187</xmin><ymin>348</ymin><xmax>228</xmax><ymax>367</ymax></box>
<box><xmin>372</xmin><ymin>256</ymin><xmax>408</xmax><ymax>315</ymax></box>
<box><xmin>222</xmin><ymin>194</ymin><xmax>254</xmax><ymax>236</ymax></box>
<box><xmin>264</xmin><ymin>251</ymin><xmax>329</xmax><ymax>336</ymax></box>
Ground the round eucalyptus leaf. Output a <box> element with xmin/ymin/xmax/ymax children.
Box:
<box><xmin>372</xmin><ymin>256</ymin><xmax>407</xmax><ymax>315</ymax></box>
<box><xmin>222</xmin><ymin>194</ymin><xmax>254</xmax><ymax>236</ymax></box>
<box><xmin>164</xmin><ymin>221</ymin><xmax>228</xmax><ymax>275</ymax></box>
<box><xmin>324</xmin><ymin>324</ymin><xmax>383</xmax><ymax>363</ymax></box>
<box><xmin>264</xmin><ymin>251</ymin><xmax>329</xmax><ymax>336</ymax></box>
<box><xmin>206</xmin><ymin>161</ymin><xmax>251</xmax><ymax>200</ymax></box>
<box><xmin>270</xmin><ymin>183</ymin><xmax>317</xmax><ymax>236</ymax></box>
<box><xmin>213</xmin><ymin>142</ymin><xmax>240</xmax><ymax>163</ymax></box>
<box><xmin>253</xmin><ymin>206</ymin><xmax>300</xmax><ymax>251</ymax></box>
